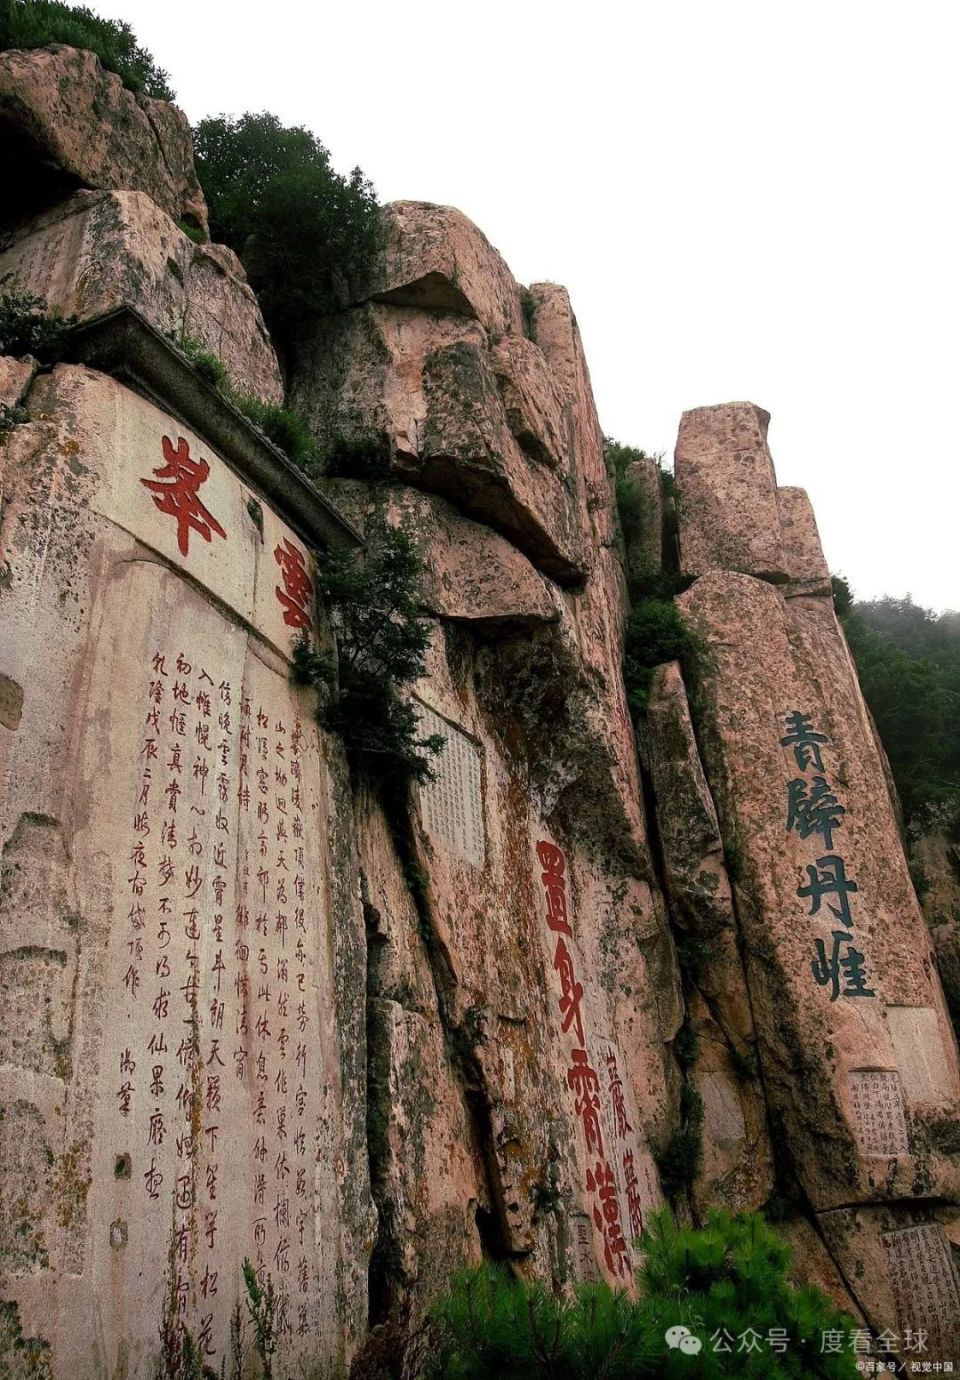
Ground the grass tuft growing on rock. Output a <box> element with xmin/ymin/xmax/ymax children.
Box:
<box><xmin>177</xmin><ymin>334</ymin><xmax>318</xmax><ymax>472</ymax></box>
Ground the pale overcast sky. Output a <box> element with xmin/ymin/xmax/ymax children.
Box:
<box><xmin>104</xmin><ymin>0</ymin><xmax>958</xmax><ymax>610</ymax></box>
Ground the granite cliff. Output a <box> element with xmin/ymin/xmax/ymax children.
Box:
<box><xmin>1</xmin><ymin>41</ymin><xmax>959</xmax><ymax>1377</ymax></box>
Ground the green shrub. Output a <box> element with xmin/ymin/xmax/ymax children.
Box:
<box><xmin>176</xmin><ymin>334</ymin><xmax>317</xmax><ymax>471</ymax></box>
<box><xmin>0</xmin><ymin>0</ymin><xmax>173</xmax><ymax>97</ymax></box>
<box><xmin>0</xmin><ymin>290</ymin><xmax>75</xmax><ymax>361</ymax></box>
<box><xmin>622</xmin><ymin>596</ymin><xmax>698</xmax><ymax>718</ymax></box>
<box><xmin>237</xmin><ymin>395</ymin><xmax>318</xmax><ymax>471</ymax></box>
<box><xmin>0</xmin><ymin>401</ymin><xmax>29</xmax><ymax>432</ymax></box>
<box><xmin>655</xmin><ymin>1082</ymin><xmax>704</xmax><ymax>1201</ymax></box>
<box><xmin>193</xmin><ymin>113</ymin><xmax>380</xmax><ymax>339</ymax></box>
<box><xmin>178</xmin><ymin>334</ymin><xmax>229</xmax><ymax>391</ymax></box>
<box><xmin>292</xmin><ymin>518</ymin><xmax>443</xmax><ymax>783</ymax></box>
<box><xmin>242</xmin><ymin>1259</ymin><xmax>278</xmax><ymax>1380</ymax></box>
<box><xmin>177</xmin><ymin>218</ymin><xmax>207</xmax><ymax>246</ymax></box>
<box><xmin>426</xmin><ymin>1210</ymin><xmax>858</xmax><ymax>1379</ymax></box>
<box><xmin>323</xmin><ymin>427</ymin><xmax>392</xmax><ymax>481</ymax></box>
<box><xmin>604</xmin><ymin>437</ymin><xmax>649</xmax><ymax>537</ymax></box>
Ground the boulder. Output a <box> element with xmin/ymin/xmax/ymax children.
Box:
<box><xmin>675</xmin><ymin>402</ymin><xmax>789</xmax><ymax>580</ymax></box>
<box><xmin>0</xmin><ymin>355</ymin><xmax>35</xmax><ymax>409</ymax></box>
<box><xmin>0</xmin><ymin>45</ymin><xmax>206</xmax><ymax>232</ymax></box>
<box><xmin>321</xmin><ymin>480</ymin><xmax>559</xmax><ymax>626</ymax></box>
<box><xmin>777</xmin><ymin>485</ymin><xmax>831</xmax><ymax>588</ymax></box>
<box><xmin>289</xmin><ymin>304</ymin><xmax>583</xmax><ymax>581</ymax></box>
<box><xmin>0</xmin><ymin>191</ymin><xmax>282</xmax><ymax>403</ymax></box>
<box><xmin>369</xmin><ymin>201</ymin><xmax>523</xmax><ymax>338</ymax></box>
<box><xmin>490</xmin><ymin>334</ymin><xmax>570</xmax><ymax>471</ymax></box>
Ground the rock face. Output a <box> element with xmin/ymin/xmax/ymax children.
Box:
<box><xmin>288</xmin><ymin>204</ymin><xmax>618</xmax><ymax>585</ymax></box>
<box><xmin>0</xmin><ymin>190</ymin><xmax>282</xmax><ymax>403</ymax></box>
<box><xmin>289</xmin><ymin>199</ymin><xmax>682</xmax><ymax>1330</ymax></box>
<box><xmin>675</xmin><ymin>402</ymin><xmax>789</xmax><ymax>581</ymax></box>
<box><xmin>3</xmin><ymin>39</ymin><xmax>960</xmax><ymax>1378</ymax></box>
<box><xmin>0</xmin><ymin>44</ymin><xmax>207</xmax><ymax>232</ymax></box>
<box><xmin>368</xmin><ymin>201</ymin><xmax>525</xmax><ymax>337</ymax></box>
<box><xmin>672</xmin><ymin>408</ymin><xmax>960</xmax><ymax>1355</ymax></box>
<box><xmin>0</xmin><ymin>361</ymin><xmax>371</xmax><ymax>1377</ymax></box>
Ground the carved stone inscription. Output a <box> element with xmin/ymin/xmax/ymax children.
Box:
<box><xmin>849</xmin><ymin>1071</ymin><xmax>909</xmax><ymax>1156</ymax></box>
<box><xmin>881</xmin><ymin>1224</ymin><xmax>960</xmax><ymax>1357</ymax></box>
<box><xmin>110</xmin><ymin>639</ymin><xmax>323</xmax><ymax>1363</ymax></box>
<box><xmin>417</xmin><ymin>704</ymin><xmax>484</xmax><ymax>866</ymax></box>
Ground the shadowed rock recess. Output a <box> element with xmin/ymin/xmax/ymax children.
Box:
<box><xmin>0</xmin><ymin>42</ymin><xmax>959</xmax><ymax>1379</ymax></box>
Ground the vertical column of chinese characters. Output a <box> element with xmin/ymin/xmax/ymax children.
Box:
<box><xmin>605</xmin><ymin>1049</ymin><xmax>642</xmax><ymax>1245</ymax></box>
<box><xmin>271</xmin><ymin>714</ymin><xmax>293</xmax><ymax>1339</ymax></box>
<box><xmin>781</xmin><ymin>711</ymin><xmax>875</xmax><ymax>1001</ymax></box>
<box><xmin>249</xmin><ymin>701</ymin><xmax>273</xmax><ymax>1290</ymax></box>
<box><xmin>235</xmin><ymin>690</ymin><xmax>252</xmax><ymax>1110</ymax></box>
<box><xmin>289</xmin><ymin>715</ymin><xmax>313</xmax><ymax>1341</ymax></box>
<box><xmin>119</xmin><ymin>657</ymin><xmax>167</xmax><ymax>1218</ymax></box>
<box><xmin>169</xmin><ymin>652</ymin><xmax>205</xmax><ymax>1318</ymax></box>
<box><xmin>537</xmin><ymin>841</ymin><xmax>630</xmax><ymax>1281</ymax></box>
<box><xmin>195</xmin><ymin>674</ymin><xmax>235</xmax><ymax>1356</ymax></box>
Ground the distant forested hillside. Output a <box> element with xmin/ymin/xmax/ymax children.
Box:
<box><xmin>834</xmin><ymin>580</ymin><xmax>960</xmax><ymax>830</ymax></box>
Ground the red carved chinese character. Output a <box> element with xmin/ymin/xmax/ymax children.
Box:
<box><xmin>553</xmin><ymin>937</ymin><xmax>586</xmax><ymax>1044</ymax></box>
<box><xmin>274</xmin><ymin>539</ymin><xmax>314</xmax><ymax>629</ymax></box>
<box><xmin>141</xmin><ymin>436</ymin><xmax>226</xmax><ymax>557</ymax></box>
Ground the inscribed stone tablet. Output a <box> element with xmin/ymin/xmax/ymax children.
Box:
<box><xmin>416</xmin><ymin>704</ymin><xmax>484</xmax><ymax>866</ymax></box>
<box><xmin>572</xmin><ymin>1212</ymin><xmax>599</xmax><ymax>1281</ymax></box>
<box><xmin>881</xmin><ymin>1224</ymin><xmax>960</xmax><ymax>1358</ymax></box>
<box><xmin>848</xmin><ymin>1070</ymin><xmax>909</xmax><ymax>1156</ymax></box>
<box><xmin>0</xmin><ymin>673</ymin><xmax>23</xmax><ymax>730</ymax></box>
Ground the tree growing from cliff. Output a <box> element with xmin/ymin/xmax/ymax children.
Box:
<box><xmin>193</xmin><ymin>113</ymin><xmax>380</xmax><ymax>343</ymax></box>
<box><xmin>292</xmin><ymin>517</ymin><xmax>444</xmax><ymax>783</ymax></box>
<box><xmin>0</xmin><ymin>0</ymin><xmax>173</xmax><ymax>97</ymax></box>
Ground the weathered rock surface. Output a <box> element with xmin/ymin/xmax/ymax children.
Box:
<box><xmin>0</xmin><ymin>190</ymin><xmax>282</xmax><ymax>402</ymax></box>
<box><xmin>0</xmin><ymin>45</ymin><xmax>206</xmax><ymax>232</ymax></box>
<box><xmin>777</xmin><ymin>484</ymin><xmax>831</xmax><ymax>588</ymax></box>
<box><xmin>644</xmin><ymin>662</ymin><xmax>773</xmax><ymax>1214</ymax></box>
<box><xmin>0</xmin><ymin>354</ymin><xmax>35</xmax><ymax>409</ymax></box>
<box><xmin>0</xmin><ymin>363</ymin><xmax>371</xmax><ymax>1377</ymax></box>
<box><xmin>368</xmin><ymin>201</ymin><xmax>524</xmax><ymax>338</ymax></box>
<box><xmin>672</xmin><ymin>403</ymin><xmax>960</xmax><ymax>1343</ymax></box>
<box><xmin>321</xmin><ymin>480</ymin><xmax>558</xmax><ymax>626</ymax></box>
<box><xmin>290</xmin><ymin>302</ymin><xmax>583</xmax><ymax>581</ymax></box>
<box><xmin>675</xmin><ymin>402</ymin><xmax>789</xmax><ymax>580</ymax></box>
<box><xmin>490</xmin><ymin>334</ymin><xmax>571</xmax><ymax>471</ymax></box>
